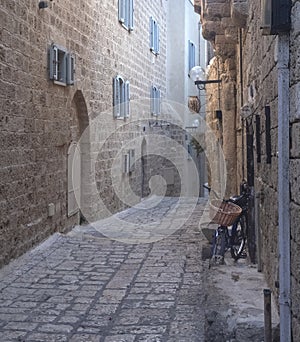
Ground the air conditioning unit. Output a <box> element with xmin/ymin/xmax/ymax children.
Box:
<box><xmin>261</xmin><ymin>0</ymin><xmax>291</xmax><ymax>35</ymax></box>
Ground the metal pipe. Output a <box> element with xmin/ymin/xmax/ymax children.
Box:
<box><xmin>264</xmin><ymin>289</ymin><xmax>272</xmax><ymax>342</ymax></box>
<box><xmin>277</xmin><ymin>33</ymin><xmax>291</xmax><ymax>342</ymax></box>
<box><xmin>255</xmin><ymin>191</ymin><xmax>262</xmax><ymax>272</ymax></box>
<box><xmin>239</xmin><ymin>28</ymin><xmax>245</xmax><ymax>180</ymax></box>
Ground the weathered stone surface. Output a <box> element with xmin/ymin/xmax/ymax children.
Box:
<box><xmin>0</xmin><ymin>198</ymin><xmax>277</xmax><ymax>341</ymax></box>
<box><xmin>198</xmin><ymin>1</ymin><xmax>300</xmax><ymax>340</ymax></box>
<box><xmin>231</xmin><ymin>0</ymin><xmax>248</xmax><ymax>27</ymax></box>
<box><xmin>0</xmin><ymin>0</ymin><xmax>187</xmax><ymax>268</ymax></box>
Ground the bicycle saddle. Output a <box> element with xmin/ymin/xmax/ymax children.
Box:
<box><xmin>229</xmin><ymin>194</ymin><xmax>248</xmax><ymax>207</ymax></box>
<box><xmin>229</xmin><ymin>194</ymin><xmax>244</xmax><ymax>203</ymax></box>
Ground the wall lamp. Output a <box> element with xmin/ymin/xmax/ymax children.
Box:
<box><xmin>190</xmin><ymin>66</ymin><xmax>221</xmax><ymax>90</ymax></box>
<box><xmin>39</xmin><ymin>0</ymin><xmax>53</xmax><ymax>9</ymax></box>
<box><xmin>39</xmin><ymin>1</ymin><xmax>48</xmax><ymax>9</ymax></box>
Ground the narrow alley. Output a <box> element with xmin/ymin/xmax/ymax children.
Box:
<box><xmin>0</xmin><ymin>197</ymin><xmax>276</xmax><ymax>342</ymax></box>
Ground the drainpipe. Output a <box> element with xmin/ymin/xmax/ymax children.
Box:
<box><xmin>277</xmin><ymin>33</ymin><xmax>291</xmax><ymax>342</ymax></box>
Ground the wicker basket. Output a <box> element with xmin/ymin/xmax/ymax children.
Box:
<box><xmin>209</xmin><ymin>199</ymin><xmax>242</xmax><ymax>226</ymax></box>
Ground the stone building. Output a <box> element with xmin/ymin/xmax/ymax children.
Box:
<box><xmin>0</xmin><ymin>0</ymin><xmax>172</xmax><ymax>267</ymax></box>
<box><xmin>195</xmin><ymin>0</ymin><xmax>300</xmax><ymax>339</ymax></box>
<box><xmin>0</xmin><ymin>0</ymin><xmax>205</xmax><ymax>267</ymax></box>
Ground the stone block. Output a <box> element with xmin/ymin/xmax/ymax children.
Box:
<box><xmin>231</xmin><ymin>0</ymin><xmax>248</xmax><ymax>27</ymax></box>
<box><xmin>290</xmin><ymin>83</ymin><xmax>300</xmax><ymax>122</ymax></box>
<box><xmin>291</xmin><ymin>122</ymin><xmax>300</xmax><ymax>158</ymax></box>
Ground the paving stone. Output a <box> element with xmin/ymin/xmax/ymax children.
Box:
<box><xmin>135</xmin><ymin>335</ymin><xmax>164</xmax><ymax>342</ymax></box>
<box><xmin>104</xmin><ymin>334</ymin><xmax>135</xmax><ymax>342</ymax></box>
<box><xmin>37</xmin><ymin>323</ymin><xmax>74</xmax><ymax>333</ymax></box>
<box><xmin>0</xmin><ymin>330</ymin><xmax>27</xmax><ymax>340</ymax></box>
<box><xmin>71</xmin><ymin>334</ymin><xmax>102</xmax><ymax>342</ymax></box>
<box><xmin>3</xmin><ymin>321</ymin><xmax>38</xmax><ymax>331</ymax></box>
<box><xmin>110</xmin><ymin>325</ymin><xmax>167</xmax><ymax>335</ymax></box>
<box><xmin>25</xmin><ymin>332</ymin><xmax>69</xmax><ymax>341</ymax></box>
<box><xmin>0</xmin><ymin>198</ymin><xmax>207</xmax><ymax>341</ymax></box>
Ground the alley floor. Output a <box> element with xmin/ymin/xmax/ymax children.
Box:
<box><xmin>0</xmin><ymin>197</ymin><xmax>278</xmax><ymax>342</ymax></box>
<box><xmin>0</xmin><ymin>197</ymin><xmax>206</xmax><ymax>342</ymax></box>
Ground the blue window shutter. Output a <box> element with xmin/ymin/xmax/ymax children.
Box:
<box><xmin>153</xmin><ymin>21</ymin><xmax>158</xmax><ymax>53</ymax></box>
<box><xmin>188</xmin><ymin>40</ymin><xmax>192</xmax><ymax>71</ymax></box>
<box><xmin>113</xmin><ymin>76</ymin><xmax>121</xmax><ymax>118</ymax></box>
<box><xmin>129</xmin><ymin>0</ymin><xmax>134</xmax><ymax>30</ymax></box>
<box><xmin>118</xmin><ymin>0</ymin><xmax>125</xmax><ymax>23</ymax></box>
<box><xmin>188</xmin><ymin>40</ymin><xmax>196</xmax><ymax>73</ymax></box>
<box><xmin>49</xmin><ymin>44</ymin><xmax>58</xmax><ymax>80</ymax></box>
<box><xmin>150</xmin><ymin>85</ymin><xmax>155</xmax><ymax>115</ymax></box>
<box><xmin>156</xmin><ymin>24</ymin><xmax>160</xmax><ymax>54</ymax></box>
<box><xmin>124</xmin><ymin>81</ymin><xmax>130</xmax><ymax>118</ymax></box>
<box><xmin>156</xmin><ymin>88</ymin><xmax>161</xmax><ymax>115</ymax></box>
<box><xmin>150</xmin><ymin>17</ymin><xmax>154</xmax><ymax>51</ymax></box>
<box><xmin>192</xmin><ymin>43</ymin><xmax>195</xmax><ymax>68</ymax></box>
<box><xmin>66</xmin><ymin>53</ymin><xmax>75</xmax><ymax>85</ymax></box>
<box><xmin>120</xmin><ymin>78</ymin><xmax>125</xmax><ymax>117</ymax></box>
<box><xmin>60</xmin><ymin>52</ymin><xmax>67</xmax><ymax>84</ymax></box>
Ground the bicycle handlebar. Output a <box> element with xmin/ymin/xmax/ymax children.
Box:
<box><xmin>203</xmin><ymin>183</ymin><xmax>220</xmax><ymax>199</ymax></box>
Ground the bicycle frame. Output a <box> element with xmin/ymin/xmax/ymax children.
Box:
<box><xmin>205</xmin><ymin>182</ymin><xmax>250</xmax><ymax>264</ymax></box>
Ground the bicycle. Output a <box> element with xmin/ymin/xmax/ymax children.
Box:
<box><xmin>204</xmin><ymin>182</ymin><xmax>250</xmax><ymax>265</ymax></box>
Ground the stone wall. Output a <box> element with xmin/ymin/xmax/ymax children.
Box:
<box><xmin>290</xmin><ymin>0</ymin><xmax>300</xmax><ymax>336</ymax></box>
<box><xmin>197</xmin><ymin>0</ymin><xmax>300</xmax><ymax>338</ymax></box>
<box><xmin>0</xmin><ymin>0</ymin><xmax>172</xmax><ymax>266</ymax></box>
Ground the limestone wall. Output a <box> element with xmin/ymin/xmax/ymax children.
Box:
<box><xmin>197</xmin><ymin>0</ymin><xmax>300</xmax><ymax>337</ymax></box>
<box><xmin>0</xmin><ymin>0</ymin><xmax>171</xmax><ymax>266</ymax></box>
<box><xmin>290</xmin><ymin>0</ymin><xmax>300</xmax><ymax>336</ymax></box>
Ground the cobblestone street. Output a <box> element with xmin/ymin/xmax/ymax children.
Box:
<box><xmin>0</xmin><ymin>197</ymin><xmax>207</xmax><ymax>342</ymax></box>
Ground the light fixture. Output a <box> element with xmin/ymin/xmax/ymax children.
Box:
<box><xmin>38</xmin><ymin>1</ymin><xmax>48</xmax><ymax>9</ymax></box>
<box><xmin>190</xmin><ymin>66</ymin><xmax>221</xmax><ymax>90</ymax></box>
<box><xmin>39</xmin><ymin>0</ymin><xmax>53</xmax><ymax>9</ymax></box>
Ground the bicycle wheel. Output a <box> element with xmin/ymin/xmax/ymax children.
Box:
<box><xmin>211</xmin><ymin>227</ymin><xmax>226</xmax><ymax>264</ymax></box>
<box><xmin>230</xmin><ymin>216</ymin><xmax>246</xmax><ymax>260</ymax></box>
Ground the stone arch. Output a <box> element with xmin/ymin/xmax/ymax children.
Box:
<box><xmin>72</xmin><ymin>90</ymin><xmax>89</xmax><ymax>135</ymax></box>
<box><xmin>67</xmin><ymin>90</ymin><xmax>91</xmax><ymax>222</ymax></box>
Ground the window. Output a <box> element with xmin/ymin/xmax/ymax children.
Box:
<box><xmin>150</xmin><ymin>85</ymin><xmax>161</xmax><ymax>116</ymax></box>
<box><xmin>150</xmin><ymin>17</ymin><xmax>160</xmax><ymax>55</ymax></box>
<box><xmin>49</xmin><ymin>44</ymin><xmax>75</xmax><ymax>86</ymax></box>
<box><xmin>122</xmin><ymin>149</ymin><xmax>135</xmax><ymax>174</ymax></box>
<box><xmin>113</xmin><ymin>75</ymin><xmax>130</xmax><ymax>119</ymax></box>
<box><xmin>188</xmin><ymin>40</ymin><xmax>196</xmax><ymax>75</ymax></box>
<box><xmin>118</xmin><ymin>0</ymin><xmax>134</xmax><ymax>31</ymax></box>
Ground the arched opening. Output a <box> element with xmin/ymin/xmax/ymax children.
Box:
<box><xmin>67</xmin><ymin>90</ymin><xmax>90</xmax><ymax>222</ymax></box>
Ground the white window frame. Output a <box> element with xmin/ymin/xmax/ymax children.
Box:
<box><xmin>113</xmin><ymin>75</ymin><xmax>130</xmax><ymax>119</ymax></box>
<box><xmin>118</xmin><ymin>0</ymin><xmax>134</xmax><ymax>31</ymax></box>
<box><xmin>49</xmin><ymin>43</ymin><xmax>75</xmax><ymax>86</ymax></box>
<box><xmin>188</xmin><ymin>40</ymin><xmax>196</xmax><ymax>75</ymax></box>
<box><xmin>150</xmin><ymin>85</ymin><xmax>161</xmax><ymax>116</ymax></box>
<box><xmin>150</xmin><ymin>17</ymin><xmax>160</xmax><ymax>55</ymax></box>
